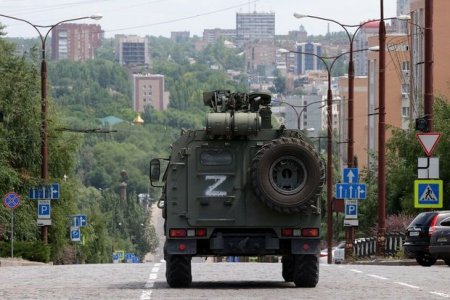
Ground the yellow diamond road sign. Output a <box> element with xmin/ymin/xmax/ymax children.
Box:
<box><xmin>414</xmin><ymin>179</ymin><xmax>443</xmax><ymax>208</ymax></box>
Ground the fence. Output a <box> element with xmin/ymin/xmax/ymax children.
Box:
<box><xmin>352</xmin><ymin>233</ymin><xmax>406</xmax><ymax>258</ymax></box>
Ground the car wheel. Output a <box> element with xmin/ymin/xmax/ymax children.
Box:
<box><xmin>415</xmin><ymin>253</ymin><xmax>437</xmax><ymax>267</ymax></box>
<box><xmin>250</xmin><ymin>137</ymin><xmax>325</xmax><ymax>214</ymax></box>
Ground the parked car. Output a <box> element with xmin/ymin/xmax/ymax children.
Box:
<box><xmin>429</xmin><ymin>218</ymin><xmax>450</xmax><ymax>267</ymax></box>
<box><xmin>320</xmin><ymin>241</ymin><xmax>345</xmax><ymax>264</ymax></box>
<box><xmin>403</xmin><ymin>211</ymin><xmax>450</xmax><ymax>266</ymax></box>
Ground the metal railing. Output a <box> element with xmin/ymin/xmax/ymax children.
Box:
<box><xmin>353</xmin><ymin>233</ymin><xmax>406</xmax><ymax>258</ymax></box>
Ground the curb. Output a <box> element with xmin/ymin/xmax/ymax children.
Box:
<box><xmin>345</xmin><ymin>259</ymin><xmax>446</xmax><ymax>266</ymax></box>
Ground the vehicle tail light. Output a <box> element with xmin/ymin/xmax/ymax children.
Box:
<box><xmin>428</xmin><ymin>214</ymin><xmax>439</xmax><ymax>237</ymax></box>
<box><xmin>169</xmin><ymin>229</ymin><xmax>187</xmax><ymax>237</ymax></box>
<box><xmin>282</xmin><ymin>228</ymin><xmax>293</xmax><ymax>237</ymax></box>
<box><xmin>170</xmin><ymin>228</ymin><xmax>206</xmax><ymax>238</ymax></box>
<box><xmin>196</xmin><ymin>228</ymin><xmax>207</xmax><ymax>237</ymax></box>
<box><xmin>282</xmin><ymin>228</ymin><xmax>314</xmax><ymax>237</ymax></box>
<box><xmin>302</xmin><ymin>228</ymin><xmax>319</xmax><ymax>237</ymax></box>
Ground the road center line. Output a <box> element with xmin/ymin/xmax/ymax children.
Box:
<box><xmin>367</xmin><ymin>274</ymin><xmax>388</xmax><ymax>280</ymax></box>
<box><xmin>140</xmin><ymin>263</ymin><xmax>161</xmax><ymax>300</ymax></box>
<box><xmin>350</xmin><ymin>269</ymin><xmax>363</xmax><ymax>273</ymax></box>
<box><xmin>140</xmin><ymin>290</ymin><xmax>152</xmax><ymax>300</ymax></box>
<box><xmin>430</xmin><ymin>291</ymin><xmax>450</xmax><ymax>298</ymax></box>
<box><xmin>394</xmin><ymin>282</ymin><xmax>420</xmax><ymax>289</ymax></box>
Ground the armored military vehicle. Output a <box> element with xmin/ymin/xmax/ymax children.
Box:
<box><xmin>150</xmin><ymin>90</ymin><xmax>325</xmax><ymax>288</ymax></box>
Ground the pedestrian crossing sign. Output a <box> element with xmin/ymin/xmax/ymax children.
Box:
<box><xmin>414</xmin><ymin>180</ymin><xmax>443</xmax><ymax>208</ymax></box>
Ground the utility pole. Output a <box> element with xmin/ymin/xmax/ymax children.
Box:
<box><xmin>424</xmin><ymin>0</ymin><xmax>433</xmax><ymax>131</ymax></box>
<box><xmin>376</xmin><ymin>0</ymin><xmax>387</xmax><ymax>257</ymax></box>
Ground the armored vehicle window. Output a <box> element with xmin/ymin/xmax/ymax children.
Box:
<box><xmin>200</xmin><ymin>149</ymin><xmax>232</xmax><ymax>166</ymax></box>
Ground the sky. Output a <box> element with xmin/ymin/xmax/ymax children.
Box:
<box><xmin>0</xmin><ymin>0</ymin><xmax>397</xmax><ymax>39</ymax></box>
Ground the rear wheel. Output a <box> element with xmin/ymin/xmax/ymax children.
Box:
<box><xmin>293</xmin><ymin>254</ymin><xmax>319</xmax><ymax>287</ymax></box>
<box><xmin>281</xmin><ymin>255</ymin><xmax>294</xmax><ymax>282</ymax></box>
<box><xmin>415</xmin><ymin>253</ymin><xmax>437</xmax><ymax>267</ymax></box>
<box><xmin>166</xmin><ymin>254</ymin><xmax>192</xmax><ymax>287</ymax></box>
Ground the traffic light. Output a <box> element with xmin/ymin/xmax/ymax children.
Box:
<box><xmin>415</xmin><ymin>117</ymin><xmax>429</xmax><ymax>132</ymax></box>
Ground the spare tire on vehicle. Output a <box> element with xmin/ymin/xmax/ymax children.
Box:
<box><xmin>250</xmin><ymin>137</ymin><xmax>325</xmax><ymax>213</ymax></box>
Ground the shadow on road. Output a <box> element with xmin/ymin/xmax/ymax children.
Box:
<box><xmin>151</xmin><ymin>281</ymin><xmax>295</xmax><ymax>289</ymax></box>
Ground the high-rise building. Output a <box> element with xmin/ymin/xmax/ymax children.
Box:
<box><xmin>236</xmin><ymin>12</ymin><xmax>275</xmax><ymax>45</ymax></box>
<box><xmin>409</xmin><ymin>0</ymin><xmax>450</xmax><ymax>120</ymax></box>
<box><xmin>295</xmin><ymin>42</ymin><xmax>322</xmax><ymax>74</ymax></box>
<box><xmin>393</xmin><ymin>0</ymin><xmax>411</xmax><ymax>33</ymax></box>
<box><xmin>354</xmin><ymin>21</ymin><xmax>379</xmax><ymax>76</ymax></box>
<box><xmin>51</xmin><ymin>23</ymin><xmax>102</xmax><ymax>61</ymax></box>
<box><xmin>115</xmin><ymin>35</ymin><xmax>150</xmax><ymax>66</ymax></box>
<box><xmin>132</xmin><ymin>74</ymin><xmax>169</xmax><ymax>112</ymax></box>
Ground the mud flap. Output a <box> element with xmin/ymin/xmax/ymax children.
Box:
<box><xmin>166</xmin><ymin>239</ymin><xmax>197</xmax><ymax>255</ymax></box>
<box><xmin>291</xmin><ymin>239</ymin><xmax>320</xmax><ymax>255</ymax></box>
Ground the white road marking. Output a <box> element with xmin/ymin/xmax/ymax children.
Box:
<box><xmin>430</xmin><ymin>291</ymin><xmax>450</xmax><ymax>298</ymax></box>
<box><xmin>367</xmin><ymin>274</ymin><xmax>388</xmax><ymax>280</ymax></box>
<box><xmin>350</xmin><ymin>269</ymin><xmax>363</xmax><ymax>273</ymax></box>
<box><xmin>140</xmin><ymin>290</ymin><xmax>152</xmax><ymax>300</ymax></box>
<box><xmin>394</xmin><ymin>282</ymin><xmax>420</xmax><ymax>289</ymax></box>
<box><xmin>140</xmin><ymin>263</ymin><xmax>161</xmax><ymax>300</ymax></box>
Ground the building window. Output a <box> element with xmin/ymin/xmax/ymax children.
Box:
<box><xmin>402</xmin><ymin>107</ymin><xmax>409</xmax><ymax>117</ymax></box>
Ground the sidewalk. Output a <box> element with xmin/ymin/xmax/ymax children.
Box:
<box><xmin>0</xmin><ymin>257</ymin><xmax>49</xmax><ymax>267</ymax></box>
<box><xmin>347</xmin><ymin>258</ymin><xmax>445</xmax><ymax>266</ymax></box>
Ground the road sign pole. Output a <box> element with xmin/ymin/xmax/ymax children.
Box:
<box><xmin>10</xmin><ymin>211</ymin><xmax>13</xmax><ymax>257</ymax></box>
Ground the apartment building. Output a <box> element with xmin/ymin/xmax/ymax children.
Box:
<box><xmin>409</xmin><ymin>0</ymin><xmax>450</xmax><ymax>119</ymax></box>
<box><xmin>203</xmin><ymin>28</ymin><xmax>236</xmax><ymax>44</ymax></box>
<box><xmin>236</xmin><ymin>12</ymin><xmax>275</xmax><ymax>45</ymax></box>
<box><xmin>115</xmin><ymin>35</ymin><xmax>150</xmax><ymax>66</ymax></box>
<box><xmin>50</xmin><ymin>23</ymin><xmax>102</xmax><ymax>61</ymax></box>
<box><xmin>132</xmin><ymin>74</ymin><xmax>169</xmax><ymax>112</ymax></box>
<box><xmin>243</xmin><ymin>41</ymin><xmax>276</xmax><ymax>76</ymax></box>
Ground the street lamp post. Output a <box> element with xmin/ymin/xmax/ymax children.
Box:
<box><xmin>294</xmin><ymin>12</ymin><xmax>401</xmax><ymax>259</ymax></box>
<box><xmin>285</xmin><ymin>48</ymin><xmax>368</xmax><ymax>264</ymax></box>
<box><xmin>283</xmin><ymin>50</ymin><xmax>345</xmax><ymax>264</ymax></box>
<box><xmin>273</xmin><ymin>99</ymin><xmax>329</xmax><ymax>130</ymax></box>
<box><xmin>0</xmin><ymin>13</ymin><xmax>102</xmax><ymax>243</ymax></box>
<box><xmin>293</xmin><ymin>14</ymin><xmax>397</xmax><ymax>168</ymax></box>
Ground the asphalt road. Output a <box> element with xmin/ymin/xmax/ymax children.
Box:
<box><xmin>1</xmin><ymin>260</ymin><xmax>449</xmax><ymax>299</ymax></box>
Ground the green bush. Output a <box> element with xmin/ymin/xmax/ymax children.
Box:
<box><xmin>0</xmin><ymin>241</ymin><xmax>51</xmax><ymax>263</ymax></box>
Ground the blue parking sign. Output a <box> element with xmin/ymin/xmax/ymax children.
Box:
<box><xmin>38</xmin><ymin>200</ymin><xmax>51</xmax><ymax>219</ymax></box>
<box><xmin>345</xmin><ymin>200</ymin><xmax>358</xmax><ymax>219</ymax></box>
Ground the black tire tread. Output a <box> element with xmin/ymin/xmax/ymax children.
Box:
<box><xmin>293</xmin><ymin>254</ymin><xmax>319</xmax><ymax>287</ymax></box>
<box><xmin>166</xmin><ymin>255</ymin><xmax>192</xmax><ymax>288</ymax></box>
<box><xmin>415</xmin><ymin>253</ymin><xmax>437</xmax><ymax>267</ymax></box>
<box><xmin>282</xmin><ymin>255</ymin><xmax>294</xmax><ymax>282</ymax></box>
